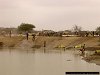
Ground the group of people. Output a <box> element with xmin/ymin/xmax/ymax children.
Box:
<box><xmin>26</xmin><ymin>32</ymin><xmax>36</xmax><ymax>41</ymax></box>
<box><xmin>26</xmin><ymin>32</ymin><xmax>86</xmax><ymax>54</ymax></box>
<box><xmin>26</xmin><ymin>32</ymin><xmax>47</xmax><ymax>48</ymax></box>
<box><xmin>74</xmin><ymin>44</ymin><xmax>85</xmax><ymax>54</ymax></box>
<box><xmin>79</xmin><ymin>44</ymin><xmax>85</xmax><ymax>54</ymax></box>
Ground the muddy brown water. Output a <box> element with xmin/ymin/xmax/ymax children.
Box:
<box><xmin>0</xmin><ymin>48</ymin><xmax>100</xmax><ymax>75</ymax></box>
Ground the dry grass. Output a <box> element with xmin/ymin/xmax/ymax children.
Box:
<box><xmin>28</xmin><ymin>36</ymin><xmax>81</xmax><ymax>48</ymax></box>
<box><xmin>31</xmin><ymin>36</ymin><xmax>100</xmax><ymax>49</ymax></box>
<box><xmin>0</xmin><ymin>36</ymin><xmax>25</xmax><ymax>47</ymax></box>
<box><xmin>0</xmin><ymin>36</ymin><xmax>100</xmax><ymax>49</ymax></box>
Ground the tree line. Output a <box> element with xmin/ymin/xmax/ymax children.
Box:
<box><xmin>0</xmin><ymin>23</ymin><xmax>100</xmax><ymax>37</ymax></box>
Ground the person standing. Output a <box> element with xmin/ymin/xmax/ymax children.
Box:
<box><xmin>81</xmin><ymin>44</ymin><xmax>85</xmax><ymax>54</ymax></box>
<box><xmin>10</xmin><ymin>30</ymin><xmax>12</xmax><ymax>38</ymax></box>
<box><xmin>44</xmin><ymin>41</ymin><xmax>46</xmax><ymax>47</ymax></box>
<box><xmin>32</xmin><ymin>34</ymin><xmax>36</xmax><ymax>41</ymax></box>
<box><xmin>26</xmin><ymin>31</ymin><xmax>29</xmax><ymax>40</ymax></box>
<box><xmin>92</xmin><ymin>31</ymin><xmax>95</xmax><ymax>37</ymax></box>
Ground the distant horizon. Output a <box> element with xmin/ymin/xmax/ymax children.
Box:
<box><xmin>0</xmin><ymin>24</ymin><xmax>98</xmax><ymax>31</ymax></box>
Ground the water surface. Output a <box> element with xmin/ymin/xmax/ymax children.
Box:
<box><xmin>0</xmin><ymin>48</ymin><xmax>100</xmax><ymax>75</ymax></box>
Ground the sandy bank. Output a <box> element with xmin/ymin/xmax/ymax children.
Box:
<box><xmin>30</xmin><ymin>36</ymin><xmax>100</xmax><ymax>50</ymax></box>
<box><xmin>0</xmin><ymin>36</ymin><xmax>100</xmax><ymax>50</ymax></box>
<box><xmin>83</xmin><ymin>54</ymin><xmax>100</xmax><ymax>66</ymax></box>
<box><xmin>0</xmin><ymin>36</ymin><xmax>24</xmax><ymax>47</ymax></box>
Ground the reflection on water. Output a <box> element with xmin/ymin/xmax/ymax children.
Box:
<box><xmin>0</xmin><ymin>48</ymin><xmax>100</xmax><ymax>75</ymax></box>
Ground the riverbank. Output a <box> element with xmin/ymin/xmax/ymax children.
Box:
<box><xmin>83</xmin><ymin>53</ymin><xmax>100</xmax><ymax>66</ymax></box>
<box><xmin>31</xmin><ymin>36</ymin><xmax>100</xmax><ymax>50</ymax></box>
<box><xmin>0</xmin><ymin>36</ymin><xmax>25</xmax><ymax>47</ymax></box>
<box><xmin>0</xmin><ymin>36</ymin><xmax>100</xmax><ymax>49</ymax></box>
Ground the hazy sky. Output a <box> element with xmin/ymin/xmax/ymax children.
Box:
<box><xmin>0</xmin><ymin>0</ymin><xmax>100</xmax><ymax>31</ymax></box>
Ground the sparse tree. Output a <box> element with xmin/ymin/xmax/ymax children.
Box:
<box><xmin>72</xmin><ymin>25</ymin><xmax>82</xmax><ymax>35</ymax></box>
<box><xmin>96</xmin><ymin>26</ymin><xmax>100</xmax><ymax>34</ymax></box>
<box><xmin>96</xmin><ymin>26</ymin><xmax>100</xmax><ymax>41</ymax></box>
<box><xmin>18</xmin><ymin>23</ymin><xmax>35</xmax><ymax>33</ymax></box>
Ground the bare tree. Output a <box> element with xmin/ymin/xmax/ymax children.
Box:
<box><xmin>72</xmin><ymin>25</ymin><xmax>82</xmax><ymax>35</ymax></box>
<box><xmin>96</xmin><ymin>26</ymin><xmax>100</xmax><ymax>35</ymax></box>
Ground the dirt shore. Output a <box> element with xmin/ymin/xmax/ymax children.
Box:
<box><xmin>83</xmin><ymin>54</ymin><xmax>100</xmax><ymax>66</ymax></box>
<box><xmin>0</xmin><ymin>35</ymin><xmax>25</xmax><ymax>47</ymax></box>
<box><xmin>0</xmin><ymin>36</ymin><xmax>100</xmax><ymax>49</ymax></box>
